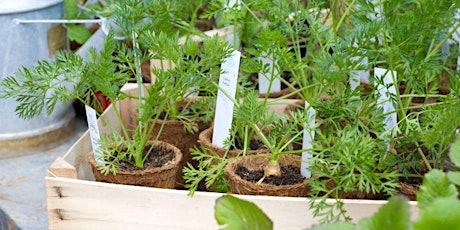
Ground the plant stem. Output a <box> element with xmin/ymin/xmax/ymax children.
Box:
<box><xmin>424</xmin><ymin>22</ymin><xmax>460</xmax><ymax>62</ymax></box>
<box><xmin>415</xmin><ymin>142</ymin><xmax>433</xmax><ymax>171</ymax></box>
<box><xmin>333</xmin><ymin>0</ymin><xmax>356</xmax><ymax>41</ymax></box>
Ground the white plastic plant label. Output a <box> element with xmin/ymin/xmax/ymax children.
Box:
<box><xmin>85</xmin><ymin>105</ymin><xmax>104</xmax><ymax>164</ymax></box>
<box><xmin>221</xmin><ymin>0</ymin><xmax>241</xmax><ymax>49</ymax></box>
<box><xmin>212</xmin><ymin>50</ymin><xmax>241</xmax><ymax>148</ymax></box>
<box><xmin>258</xmin><ymin>51</ymin><xmax>281</xmax><ymax>94</ymax></box>
<box><xmin>367</xmin><ymin>0</ymin><xmax>382</xmax><ymax>21</ymax></box>
<box><xmin>457</xmin><ymin>42</ymin><xmax>460</xmax><ymax>73</ymax></box>
<box><xmin>453</xmin><ymin>10</ymin><xmax>460</xmax><ymax>42</ymax></box>
<box><xmin>350</xmin><ymin>56</ymin><xmax>370</xmax><ymax>88</ymax></box>
<box><xmin>453</xmin><ymin>10</ymin><xmax>460</xmax><ymax>73</ymax></box>
<box><xmin>301</xmin><ymin>101</ymin><xmax>316</xmax><ymax>178</ymax></box>
<box><xmin>374</xmin><ymin>68</ymin><xmax>397</xmax><ymax>138</ymax></box>
<box><xmin>226</xmin><ymin>32</ymin><xmax>241</xmax><ymax>50</ymax></box>
<box><xmin>226</xmin><ymin>0</ymin><xmax>238</xmax><ymax>9</ymax></box>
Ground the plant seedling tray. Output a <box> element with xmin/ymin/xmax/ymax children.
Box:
<box><xmin>45</xmin><ymin>83</ymin><xmax>419</xmax><ymax>230</ymax></box>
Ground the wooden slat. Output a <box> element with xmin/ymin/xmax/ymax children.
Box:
<box><xmin>46</xmin><ymin>176</ymin><xmax>419</xmax><ymax>230</ymax></box>
<box><xmin>47</xmin><ymin>157</ymin><xmax>78</xmax><ymax>179</ymax></box>
<box><xmin>45</xmin><ymin>177</ymin><xmax>311</xmax><ymax>230</ymax></box>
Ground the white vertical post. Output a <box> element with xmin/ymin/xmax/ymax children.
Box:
<box><xmin>221</xmin><ymin>0</ymin><xmax>241</xmax><ymax>49</ymax></box>
<box><xmin>374</xmin><ymin>68</ymin><xmax>397</xmax><ymax>147</ymax></box>
<box><xmin>350</xmin><ymin>56</ymin><xmax>370</xmax><ymax>88</ymax></box>
<box><xmin>258</xmin><ymin>51</ymin><xmax>281</xmax><ymax>94</ymax></box>
<box><xmin>212</xmin><ymin>50</ymin><xmax>241</xmax><ymax>148</ymax></box>
<box><xmin>85</xmin><ymin>105</ymin><xmax>103</xmax><ymax>164</ymax></box>
<box><xmin>301</xmin><ymin>101</ymin><xmax>316</xmax><ymax>178</ymax></box>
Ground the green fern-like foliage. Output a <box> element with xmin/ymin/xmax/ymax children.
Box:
<box><xmin>140</xmin><ymin>31</ymin><xmax>233</xmax><ymax>134</ymax></box>
<box><xmin>0</xmin><ymin>33</ymin><xmax>126</xmax><ymax>119</ymax></box>
<box><xmin>309</xmin><ymin>123</ymin><xmax>399</xmax><ymax>223</ymax></box>
<box><xmin>420</xmin><ymin>97</ymin><xmax>460</xmax><ymax>161</ymax></box>
<box><xmin>183</xmin><ymin>145</ymin><xmax>230</xmax><ymax>196</ymax></box>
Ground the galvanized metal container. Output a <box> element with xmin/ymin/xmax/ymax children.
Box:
<box><xmin>0</xmin><ymin>0</ymin><xmax>76</xmax><ymax>157</ymax></box>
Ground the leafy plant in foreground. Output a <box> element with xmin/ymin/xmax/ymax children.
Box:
<box><xmin>215</xmin><ymin>167</ymin><xmax>460</xmax><ymax>230</ymax></box>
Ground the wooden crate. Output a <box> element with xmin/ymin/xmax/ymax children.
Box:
<box><xmin>45</xmin><ymin>84</ymin><xmax>419</xmax><ymax>229</ymax></box>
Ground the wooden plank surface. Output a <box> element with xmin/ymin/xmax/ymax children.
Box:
<box><xmin>48</xmin><ymin>157</ymin><xmax>78</xmax><ymax>179</ymax></box>
<box><xmin>46</xmin><ymin>176</ymin><xmax>419</xmax><ymax>230</ymax></box>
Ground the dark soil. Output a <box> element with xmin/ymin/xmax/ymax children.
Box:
<box><xmin>399</xmin><ymin>176</ymin><xmax>423</xmax><ymax>187</ymax></box>
<box><xmin>116</xmin><ymin>144</ymin><xmax>175</xmax><ymax>171</ymax></box>
<box><xmin>236</xmin><ymin>165</ymin><xmax>306</xmax><ymax>186</ymax></box>
<box><xmin>233</xmin><ymin>138</ymin><xmax>266</xmax><ymax>151</ymax></box>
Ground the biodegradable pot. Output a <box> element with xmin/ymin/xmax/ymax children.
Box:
<box><xmin>87</xmin><ymin>140</ymin><xmax>182</xmax><ymax>189</ymax></box>
<box><xmin>397</xmin><ymin>182</ymin><xmax>419</xmax><ymax>201</ymax></box>
<box><xmin>198</xmin><ymin>127</ymin><xmax>270</xmax><ymax>192</ymax></box>
<box><xmin>395</xmin><ymin>160</ymin><xmax>431</xmax><ymax>201</ymax></box>
<box><xmin>144</xmin><ymin>99</ymin><xmax>212</xmax><ymax>188</ymax></box>
<box><xmin>439</xmin><ymin>73</ymin><xmax>450</xmax><ymax>95</ymax></box>
<box><xmin>148</xmin><ymin>118</ymin><xmax>210</xmax><ymax>188</ymax></box>
<box><xmin>224</xmin><ymin>154</ymin><xmax>310</xmax><ymax>197</ymax></box>
<box><xmin>198</xmin><ymin>127</ymin><xmax>270</xmax><ymax>161</ymax></box>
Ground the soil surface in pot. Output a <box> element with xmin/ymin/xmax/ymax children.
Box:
<box><xmin>115</xmin><ymin>145</ymin><xmax>176</xmax><ymax>171</ymax></box>
<box><xmin>232</xmin><ymin>138</ymin><xmax>266</xmax><ymax>151</ymax></box>
<box><xmin>236</xmin><ymin>165</ymin><xmax>306</xmax><ymax>186</ymax></box>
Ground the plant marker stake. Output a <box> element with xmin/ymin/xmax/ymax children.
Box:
<box><xmin>457</xmin><ymin>42</ymin><xmax>460</xmax><ymax>73</ymax></box>
<box><xmin>374</xmin><ymin>68</ymin><xmax>397</xmax><ymax>150</ymax></box>
<box><xmin>453</xmin><ymin>9</ymin><xmax>460</xmax><ymax>73</ymax></box>
<box><xmin>258</xmin><ymin>51</ymin><xmax>281</xmax><ymax>94</ymax></box>
<box><xmin>301</xmin><ymin>101</ymin><xmax>316</xmax><ymax>178</ymax></box>
<box><xmin>85</xmin><ymin>105</ymin><xmax>104</xmax><ymax>165</ymax></box>
<box><xmin>350</xmin><ymin>56</ymin><xmax>370</xmax><ymax>87</ymax></box>
<box><xmin>220</xmin><ymin>0</ymin><xmax>241</xmax><ymax>49</ymax></box>
<box><xmin>212</xmin><ymin>50</ymin><xmax>241</xmax><ymax>148</ymax></box>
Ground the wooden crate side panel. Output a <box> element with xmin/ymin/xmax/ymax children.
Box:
<box><xmin>46</xmin><ymin>178</ymin><xmax>220</xmax><ymax>229</ymax></box>
<box><xmin>59</xmin><ymin>132</ymin><xmax>94</xmax><ymax>181</ymax></box>
<box><xmin>46</xmin><ymin>176</ymin><xmax>419</xmax><ymax>230</ymax></box>
<box><xmin>46</xmin><ymin>177</ymin><xmax>315</xmax><ymax>230</ymax></box>
<box><xmin>48</xmin><ymin>220</ymin><xmax>203</xmax><ymax>230</ymax></box>
<box><xmin>59</xmin><ymin>104</ymin><xmax>119</xmax><ymax>181</ymax></box>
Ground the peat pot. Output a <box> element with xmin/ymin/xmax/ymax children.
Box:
<box><xmin>0</xmin><ymin>0</ymin><xmax>76</xmax><ymax>157</ymax></box>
